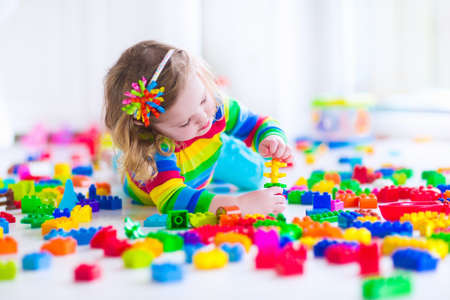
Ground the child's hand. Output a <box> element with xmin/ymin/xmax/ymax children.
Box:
<box><xmin>259</xmin><ymin>135</ymin><xmax>294</xmax><ymax>164</ymax></box>
<box><xmin>236</xmin><ymin>187</ymin><xmax>286</xmax><ymax>215</ymax></box>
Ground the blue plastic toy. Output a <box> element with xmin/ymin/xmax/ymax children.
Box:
<box><xmin>376</xmin><ymin>168</ymin><xmax>395</xmax><ymax>178</ymax></box>
<box><xmin>53</xmin><ymin>208</ymin><xmax>71</xmax><ymax>218</ymax></box>
<box><xmin>314</xmin><ymin>239</ymin><xmax>358</xmax><ymax>258</ymax></box>
<box><xmin>392</xmin><ymin>248</ymin><xmax>438</xmax><ymax>272</ymax></box>
<box><xmin>184</xmin><ymin>243</ymin><xmax>203</xmax><ymax>263</ymax></box>
<box><xmin>58</xmin><ymin>179</ymin><xmax>78</xmax><ymax>211</ymax></box>
<box><xmin>151</xmin><ymin>263</ymin><xmax>183</xmax><ymax>283</ymax></box>
<box><xmin>313</xmin><ymin>192</ymin><xmax>332</xmax><ymax>210</ymax></box>
<box><xmin>72</xmin><ymin>165</ymin><xmax>93</xmax><ymax>176</ymax></box>
<box><xmin>301</xmin><ymin>191</ymin><xmax>319</xmax><ymax>205</ymax></box>
<box><xmin>352</xmin><ymin>221</ymin><xmax>413</xmax><ymax>238</ymax></box>
<box><xmin>279</xmin><ymin>236</ymin><xmax>294</xmax><ymax>248</ymax></box>
<box><xmin>220</xmin><ymin>243</ymin><xmax>244</xmax><ymax>262</ymax></box>
<box><xmin>98</xmin><ymin>195</ymin><xmax>122</xmax><ymax>210</ymax></box>
<box><xmin>306</xmin><ymin>208</ymin><xmax>331</xmax><ymax>216</ymax></box>
<box><xmin>436</xmin><ymin>184</ymin><xmax>450</xmax><ymax>193</ymax></box>
<box><xmin>0</xmin><ymin>218</ymin><xmax>9</xmax><ymax>234</ymax></box>
<box><xmin>44</xmin><ymin>227</ymin><xmax>102</xmax><ymax>245</ymax></box>
<box><xmin>22</xmin><ymin>252</ymin><xmax>52</xmax><ymax>271</ymax></box>
<box><xmin>338</xmin><ymin>211</ymin><xmax>363</xmax><ymax>229</ymax></box>
<box><xmin>143</xmin><ymin>214</ymin><xmax>168</xmax><ymax>227</ymax></box>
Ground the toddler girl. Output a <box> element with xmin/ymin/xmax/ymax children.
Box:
<box><xmin>104</xmin><ymin>40</ymin><xmax>293</xmax><ymax>215</ymax></box>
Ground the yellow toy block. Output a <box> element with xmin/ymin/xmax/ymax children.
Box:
<box><xmin>343</xmin><ymin>227</ymin><xmax>371</xmax><ymax>245</ymax></box>
<box><xmin>193</xmin><ymin>248</ymin><xmax>228</xmax><ymax>270</ymax></box>
<box><xmin>311</xmin><ymin>180</ymin><xmax>336</xmax><ymax>194</ymax></box>
<box><xmin>244</xmin><ymin>214</ymin><xmax>266</xmax><ymax>219</ymax></box>
<box><xmin>0</xmin><ymin>227</ymin><xmax>3</xmax><ymax>239</ymax></box>
<box><xmin>54</xmin><ymin>163</ymin><xmax>71</xmax><ymax>183</ymax></box>
<box><xmin>357</xmin><ymin>216</ymin><xmax>379</xmax><ymax>223</ymax></box>
<box><xmin>400</xmin><ymin>211</ymin><xmax>450</xmax><ymax>237</ymax></box>
<box><xmin>295</xmin><ymin>177</ymin><xmax>307</xmax><ymax>187</ymax></box>
<box><xmin>305</xmin><ymin>154</ymin><xmax>315</xmax><ymax>165</ymax></box>
<box><xmin>381</xmin><ymin>236</ymin><xmax>448</xmax><ymax>259</ymax></box>
<box><xmin>264</xmin><ymin>159</ymin><xmax>287</xmax><ymax>184</ymax></box>
<box><xmin>71</xmin><ymin>205</ymin><xmax>92</xmax><ymax>223</ymax></box>
<box><xmin>299</xmin><ymin>236</ymin><xmax>319</xmax><ymax>249</ymax></box>
<box><xmin>188</xmin><ymin>212</ymin><xmax>217</xmax><ymax>228</ymax></box>
<box><xmin>214</xmin><ymin>232</ymin><xmax>252</xmax><ymax>252</ymax></box>
<box><xmin>41</xmin><ymin>217</ymin><xmax>79</xmax><ymax>236</ymax></box>
<box><xmin>131</xmin><ymin>238</ymin><xmax>163</xmax><ymax>257</ymax></box>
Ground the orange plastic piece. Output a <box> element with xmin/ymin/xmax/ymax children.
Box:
<box><xmin>95</xmin><ymin>182</ymin><xmax>111</xmax><ymax>196</ymax></box>
<box><xmin>41</xmin><ymin>217</ymin><xmax>79</xmax><ymax>236</ymax></box>
<box><xmin>358</xmin><ymin>193</ymin><xmax>378</xmax><ymax>209</ymax></box>
<box><xmin>131</xmin><ymin>238</ymin><xmax>163</xmax><ymax>257</ymax></box>
<box><xmin>72</xmin><ymin>175</ymin><xmax>91</xmax><ymax>188</ymax></box>
<box><xmin>293</xmin><ymin>216</ymin><xmax>343</xmax><ymax>238</ymax></box>
<box><xmin>214</xmin><ymin>232</ymin><xmax>252</xmax><ymax>252</ymax></box>
<box><xmin>444</xmin><ymin>190</ymin><xmax>450</xmax><ymax>199</ymax></box>
<box><xmin>0</xmin><ymin>236</ymin><xmax>18</xmax><ymax>255</ymax></box>
<box><xmin>336</xmin><ymin>190</ymin><xmax>358</xmax><ymax>208</ymax></box>
<box><xmin>324</xmin><ymin>172</ymin><xmax>341</xmax><ymax>185</ymax></box>
<box><xmin>41</xmin><ymin>237</ymin><xmax>76</xmax><ymax>256</ymax></box>
<box><xmin>216</xmin><ymin>206</ymin><xmax>242</xmax><ymax>218</ymax></box>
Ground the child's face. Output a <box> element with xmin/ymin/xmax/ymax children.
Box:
<box><xmin>152</xmin><ymin>72</ymin><xmax>217</xmax><ymax>142</ymax></box>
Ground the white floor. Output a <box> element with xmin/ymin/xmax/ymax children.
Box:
<box><xmin>1</xmin><ymin>139</ymin><xmax>450</xmax><ymax>300</ymax></box>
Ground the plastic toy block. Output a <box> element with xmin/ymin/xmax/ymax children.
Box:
<box><xmin>324</xmin><ymin>171</ymin><xmax>341</xmax><ymax>185</ymax></box>
<box><xmin>340</xmin><ymin>179</ymin><xmax>361</xmax><ymax>193</ymax></box>
<box><xmin>325</xmin><ymin>243</ymin><xmax>359</xmax><ymax>264</ymax></box>
<box><xmin>90</xmin><ymin>226</ymin><xmax>117</xmax><ymax>249</ymax></box>
<box><xmin>300</xmin><ymin>191</ymin><xmax>318</xmax><ymax>205</ymax></box>
<box><xmin>72</xmin><ymin>165</ymin><xmax>93</xmax><ymax>176</ymax></box>
<box><xmin>299</xmin><ymin>236</ymin><xmax>319</xmax><ymax>249</ymax></box>
<box><xmin>0</xmin><ymin>236</ymin><xmax>18</xmax><ymax>254</ymax></box>
<box><xmin>71</xmin><ymin>205</ymin><xmax>92</xmax><ymax>223</ymax></box>
<box><xmin>437</xmin><ymin>184</ymin><xmax>450</xmax><ymax>193</ymax></box>
<box><xmin>95</xmin><ymin>182</ymin><xmax>111</xmax><ymax>196</ymax></box>
<box><xmin>21</xmin><ymin>194</ymin><xmax>42</xmax><ymax>214</ymax></box>
<box><xmin>0</xmin><ymin>227</ymin><xmax>2</xmax><ymax>238</ymax></box>
<box><xmin>178</xmin><ymin>231</ymin><xmax>203</xmax><ymax>245</ymax></box>
<box><xmin>313</xmin><ymin>239</ymin><xmax>338</xmax><ymax>257</ymax></box>
<box><xmin>22</xmin><ymin>252</ymin><xmax>52</xmax><ymax>271</ymax></box>
<box><xmin>352</xmin><ymin>220</ymin><xmax>413</xmax><ymax>238</ymax></box>
<box><xmin>339</xmin><ymin>157</ymin><xmax>362</xmax><ymax>168</ymax></box>
<box><xmin>295</xmin><ymin>217</ymin><xmax>342</xmax><ymax>238</ymax></box>
<box><xmin>53</xmin><ymin>208</ymin><xmax>71</xmax><ymax>218</ymax></box>
<box><xmin>357</xmin><ymin>216</ymin><xmax>380</xmax><ymax>223</ymax></box>
<box><xmin>400</xmin><ymin>211</ymin><xmax>450</xmax><ymax>237</ymax></box>
<box><xmin>35</xmin><ymin>203</ymin><xmax>56</xmax><ymax>215</ymax></box>
<box><xmin>343</xmin><ymin>227</ymin><xmax>371</xmax><ymax>245</ymax></box>
<box><xmin>184</xmin><ymin>243</ymin><xmax>203</xmax><ymax>263</ymax></box>
<box><xmin>71</xmin><ymin>175</ymin><xmax>90</xmax><ymax>188</ymax></box>
<box><xmin>392</xmin><ymin>248</ymin><xmax>438</xmax><ymax>271</ymax></box>
<box><xmin>264</xmin><ymin>159</ymin><xmax>287</xmax><ymax>187</ymax></box>
<box><xmin>336</xmin><ymin>190</ymin><xmax>359</xmax><ymax>208</ymax></box>
<box><xmin>131</xmin><ymin>238</ymin><xmax>163</xmax><ymax>257</ymax></box>
<box><xmin>309</xmin><ymin>210</ymin><xmax>342</xmax><ymax>223</ymax></box>
<box><xmin>376</xmin><ymin>168</ymin><xmax>395</xmax><ymax>178</ymax></box>
<box><xmin>193</xmin><ymin>248</ymin><xmax>228</xmax><ymax>270</ymax></box>
<box><xmin>214</xmin><ymin>232</ymin><xmax>252</xmax><ymax>252</ymax></box>
<box><xmin>306</xmin><ymin>208</ymin><xmax>330</xmax><ymax>216</ymax></box>
<box><xmin>0</xmin><ymin>218</ymin><xmax>9</xmax><ymax>234</ymax></box>
<box><xmin>41</xmin><ymin>237</ymin><xmax>76</xmax><ymax>256</ymax></box>
<box><xmin>0</xmin><ymin>261</ymin><xmax>16</xmax><ymax>280</ymax></box>
<box><xmin>152</xmin><ymin>263</ymin><xmax>183</xmax><ymax>283</ymax></box>
<box><xmin>74</xmin><ymin>263</ymin><xmax>101</xmax><ymax>282</ymax></box>
<box><xmin>355</xmin><ymin>209</ymin><xmax>381</xmax><ymax>219</ymax></box>
<box><xmin>215</xmin><ymin>205</ymin><xmax>242</xmax><ymax>218</ymax></box>
<box><xmin>124</xmin><ymin>217</ymin><xmax>146</xmax><ymax>239</ymax></box>
<box><xmin>76</xmin><ymin>193</ymin><xmax>99</xmax><ymax>212</ymax></box>
<box><xmin>103</xmin><ymin>238</ymin><xmax>131</xmax><ymax>257</ymax></box>
<box><xmin>167</xmin><ymin>210</ymin><xmax>189</xmax><ymax>230</ymax></box>
<box><xmin>54</xmin><ymin>163</ymin><xmax>71</xmax><ymax>183</ymax></box>
<box><xmin>392</xmin><ymin>172</ymin><xmax>407</xmax><ymax>185</ymax></box>
<box><xmin>21</xmin><ymin>213</ymin><xmax>54</xmax><ymax>228</ymax></box>
<box><xmin>98</xmin><ymin>195</ymin><xmax>122</xmax><ymax>210</ymax></box>
<box><xmin>352</xmin><ymin>165</ymin><xmax>381</xmax><ymax>184</ymax></box>
<box><xmin>359</xmin><ymin>243</ymin><xmax>380</xmax><ymax>276</ymax></box>
<box><xmin>313</xmin><ymin>192</ymin><xmax>332</xmax><ymax>210</ymax></box>
<box><xmin>362</xmin><ymin>275</ymin><xmax>412</xmax><ymax>300</ymax></box>
<box><xmin>41</xmin><ymin>217</ymin><xmax>79</xmax><ymax>236</ymax></box>
<box><xmin>45</xmin><ymin>227</ymin><xmax>102</xmax><ymax>245</ymax></box>
<box><xmin>253</xmin><ymin>220</ymin><xmax>302</xmax><ymax>239</ymax></box>
<box><xmin>338</xmin><ymin>211</ymin><xmax>363</xmax><ymax>229</ymax></box>
<box><xmin>358</xmin><ymin>193</ymin><xmax>378</xmax><ymax>209</ymax></box>
<box><xmin>0</xmin><ymin>188</ymin><xmax>15</xmax><ymax>210</ymax></box>
<box><xmin>220</xmin><ymin>243</ymin><xmax>244</xmax><ymax>262</ymax></box>
<box><xmin>0</xmin><ymin>212</ymin><xmax>15</xmax><ymax>223</ymax></box>
<box><xmin>381</xmin><ymin>236</ymin><xmax>448</xmax><ymax>259</ymax></box>
<box><xmin>311</xmin><ymin>180</ymin><xmax>335</xmax><ymax>194</ymax></box>
<box><xmin>430</xmin><ymin>232</ymin><xmax>450</xmax><ymax>248</ymax></box>
<box><xmin>422</xmin><ymin>170</ymin><xmax>445</xmax><ymax>186</ymax></box>
<box><xmin>188</xmin><ymin>212</ymin><xmax>217</xmax><ymax>228</ymax></box>
<box><xmin>330</xmin><ymin>199</ymin><xmax>344</xmax><ymax>211</ymax></box>
<box><xmin>275</xmin><ymin>248</ymin><xmax>305</xmax><ymax>276</ymax></box>
<box><xmin>147</xmin><ymin>231</ymin><xmax>184</xmax><ymax>252</ymax></box>
<box><xmin>287</xmin><ymin>190</ymin><xmax>304</xmax><ymax>204</ymax></box>
<box><xmin>10</xmin><ymin>180</ymin><xmax>35</xmax><ymax>201</ymax></box>
<box><xmin>122</xmin><ymin>248</ymin><xmax>154</xmax><ymax>269</ymax></box>
<box><xmin>57</xmin><ymin>179</ymin><xmax>78</xmax><ymax>211</ymax></box>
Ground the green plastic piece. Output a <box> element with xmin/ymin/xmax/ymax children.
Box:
<box><xmin>0</xmin><ymin>261</ymin><xmax>17</xmax><ymax>281</ymax></box>
<box><xmin>276</xmin><ymin>213</ymin><xmax>286</xmax><ymax>223</ymax></box>
<box><xmin>10</xmin><ymin>180</ymin><xmax>35</xmax><ymax>202</ymax></box>
<box><xmin>396</xmin><ymin>168</ymin><xmax>413</xmax><ymax>179</ymax></box>
<box><xmin>0</xmin><ymin>178</ymin><xmax>4</xmax><ymax>189</ymax></box>
<box><xmin>362</xmin><ymin>275</ymin><xmax>412</xmax><ymax>299</ymax></box>
<box><xmin>35</xmin><ymin>183</ymin><xmax>61</xmax><ymax>193</ymax></box>
<box><xmin>264</xmin><ymin>182</ymin><xmax>287</xmax><ymax>188</ymax></box>
<box><xmin>331</xmin><ymin>187</ymin><xmax>338</xmax><ymax>199</ymax></box>
<box><xmin>21</xmin><ymin>195</ymin><xmax>41</xmax><ymax>214</ymax></box>
<box><xmin>310</xmin><ymin>210</ymin><xmax>343</xmax><ymax>223</ymax></box>
<box><xmin>340</xmin><ymin>179</ymin><xmax>361</xmax><ymax>192</ymax></box>
<box><xmin>21</xmin><ymin>213</ymin><xmax>54</xmax><ymax>228</ymax></box>
<box><xmin>287</xmin><ymin>190</ymin><xmax>304</xmax><ymax>204</ymax></box>
<box><xmin>392</xmin><ymin>173</ymin><xmax>407</xmax><ymax>186</ymax></box>
<box><xmin>188</xmin><ymin>212</ymin><xmax>217</xmax><ymax>228</ymax></box>
<box><xmin>35</xmin><ymin>204</ymin><xmax>55</xmax><ymax>215</ymax></box>
<box><xmin>253</xmin><ymin>220</ymin><xmax>302</xmax><ymax>239</ymax></box>
<box><xmin>430</xmin><ymin>232</ymin><xmax>450</xmax><ymax>248</ymax></box>
<box><xmin>124</xmin><ymin>217</ymin><xmax>146</xmax><ymax>239</ymax></box>
<box><xmin>122</xmin><ymin>248</ymin><xmax>154</xmax><ymax>269</ymax></box>
<box><xmin>167</xmin><ymin>210</ymin><xmax>189</xmax><ymax>230</ymax></box>
<box><xmin>421</xmin><ymin>171</ymin><xmax>446</xmax><ymax>187</ymax></box>
<box><xmin>147</xmin><ymin>230</ymin><xmax>184</xmax><ymax>252</ymax></box>
<box><xmin>307</xmin><ymin>171</ymin><xmax>325</xmax><ymax>189</ymax></box>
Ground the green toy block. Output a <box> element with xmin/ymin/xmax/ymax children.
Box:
<box><xmin>423</xmin><ymin>171</ymin><xmax>446</xmax><ymax>187</ymax></box>
<box><xmin>396</xmin><ymin>168</ymin><xmax>413</xmax><ymax>179</ymax></box>
<box><xmin>122</xmin><ymin>248</ymin><xmax>154</xmax><ymax>269</ymax></box>
<box><xmin>0</xmin><ymin>178</ymin><xmax>4</xmax><ymax>189</ymax></box>
<box><xmin>340</xmin><ymin>179</ymin><xmax>361</xmax><ymax>192</ymax></box>
<box><xmin>430</xmin><ymin>232</ymin><xmax>450</xmax><ymax>248</ymax></box>
<box><xmin>253</xmin><ymin>220</ymin><xmax>302</xmax><ymax>239</ymax></box>
<box><xmin>307</xmin><ymin>172</ymin><xmax>324</xmax><ymax>189</ymax></box>
<box><xmin>310</xmin><ymin>210</ymin><xmax>342</xmax><ymax>223</ymax></box>
<box><xmin>362</xmin><ymin>275</ymin><xmax>412</xmax><ymax>299</ymax></box>
<box><xmin>167</xmin><ymin>210</ymin><xmax>189</xmax><ymax>230</ymax></box>
<box><xmin>10</xmin><ymin>180</ymin><xmax>35</xmax><ymax>201</ymax></box>
<box><xmin>147</xmin><ymin>231</ymin><xmax>184</xmax><ymax>252</ymax></box>
<box><xmin>124</xmin><ymin>217</ymin><xmax>146</xmax><ymax>239</ymax></box>
<box><xmin>276</xmin><ymin>213</ymin><xmax>286</xmax><ymax>223</ymax></box>
<box><xmin>188</xmin><ymin>212</ymin><xmax>217</xmax><ymax>228</ymax></box>
<box><xmin>0</xmin><ymin>261</ymin><xmax>17</xmax><ymax>281</ymax></box>
<box><xmin>21</xmin><ymin>195</ymin><xmax>42</xmax><ymax>214</ymax></box>
<box><xmin>35</xmin><ymin>204</ymin><xmax>55</xmax><ymax>215</ymax></box>
<box><xmin>21</xmin><ymin>213</ymin><xmax>54</xmax><ymax>228</ymax></box>
<box><xmin>264</xmin><ymin>182</ymin><xmax>287</xmax><ymax>188</ymax></box>
<box><xmin>392</xmin><ymin>173</ymin><xmax>407</xmax><ymax>186</ymax></box>
<box><xmin>287</xmin><ymin>190</ymin><xmax>304</xmax><ymax>204</ymax></box>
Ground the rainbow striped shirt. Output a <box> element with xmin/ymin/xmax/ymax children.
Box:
<box><xmin>124</xmin><ymin>98</ymin><xmax>286</xmax><ymax>213</ymax></box>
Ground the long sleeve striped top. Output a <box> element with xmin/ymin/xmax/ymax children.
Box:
<box><xmin>124</xmin><ymin>98</ymin><xmax>287</xmax><ymax>213</ymax></box>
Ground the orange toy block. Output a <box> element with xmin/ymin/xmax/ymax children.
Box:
<box><xmin>293</xmin><ymin>216</ymin><xmax>343</xmax><ymax>239</ymax></box>
<box><xmin>358</xmin><ymin>193</ymin><xmax>378</xmax><ymax>209</ymax></box>
<box><xmin>72</xmin><ymin>175</ymin><xmax>91</xmax><ymax>188</ymax></box>
<box><xmin>41</xmin><ymin>237</ymin><xmax>76</xmax><ymax>256</ymax></box>
<box><xmin>41</xmin><ymin>217</ymin><xmax>79</xmax><ymax>236</ymax></box>
<box><xmin>336</xmin><ymin>190</ymin><xmax>359</xmax><ymax>208</ymax></box>
<box><xmin>0</xmin><ymin>236</ymin><xmax>18</xmax><ymax>255</ymax></box>
<box><xmin>324</xmin><ymin>172</ymin><xmax>341</xmax><ymax>185</ymax></box>
<box><xmin>214</xmin><ymin>232</ymin><xmax>252</xmax><ymax>252</ymax></box>
<box><xmin>95</xmin><ymin>182</ymin><xmax>111</xmax><ymax>196</ymax></box>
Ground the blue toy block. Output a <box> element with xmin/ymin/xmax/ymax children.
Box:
<box><xmin>37</xmin><ymin>179</ymin><xmax>62</xmax><ymax>186</ymax></box>
<box><xmin>88</xmin><ymin>184</ymin><xmax>97</xmax><ymax>201</ymax></box>
<box><xmin>376</xmin><ymin>168</ymin><xmax>395</xmax><ymax>178</ymax></box>
<box><xmin>44</xmin><ymin>229</ymin><xmax>69</xmax><ymax>240</ymax></box>
<box><xmin>58</xmin><ymin>179</ymin><xmax>78</xmax><ymax>211</ymax></box>
<box><xmin>76</xmin><ymin>193</ymin><xmax>100</xmax><ymax>212</ymax></box>
<box><xmin>22</xmin><ymin>252</ymin><xmax>52</xmax><ymax>271</ymax></box>
<box><xmin>339</xmin><ymin>171</ymin><xmax>352</xmax><ymax>181</ymax></box>
<box><xmin>98</xmin><ymin>195</ymin><xmax>122</xmax><ymax>210</ymax></box>
<box><xmin>392</xmin><ymin>248</ymin><xmax>438</xmax><ymax>272</ymax></box>
<box><xmin>306</xmin><ymin>208</ymin><xmax>331</xmax><ymax>216</ymax></box>
<box><xmin>151</xmin><ymin>263</ymin><xmax>183</xmax><ymax>283</ymax></box>
<box><xmin>313</xmin><ymin>192</ymin><xmax>332</xmax><ymax>210</ymax></box>
<box><xmin>72</xmin><ymin>165</ymin><xmax>93</xmax><ymax>176</ymax></box>
<box><xmin>338</xmin><ymin>211</ymin><xmax>363</xmax><ymax>229</ymax></box>
<box><xmin>313</xmin><ymin>239</ymin><xmax>358</xmax><ymax>258</ymax></box>
<box><xmin>0</xmin><ymin>218</ymin><xmax>9</xmax><ymax>234</ymax></box>
<box><xmin>44</xmin><ymin>227</ymin><xmax>102</xmax><ymax>245</ymax></box>
<box><xmin>436</xmin><ymin>184</ymin><xmax>450</xmax><ymax>193</ymax></box>
<box><xmin>301</xmin><ymin>191</ymin><xmax>319</xmax><ymax>205</ymax></box>
<box><xmin>352</xmin><ymin>221</ymin><xmax>413</xmax><ymax>238</ymax></box>
<box><xmin>339</xmin><ymin>157</ymin><xmax>362</xmax><ymax>168</ymax></box>
<box><xmin>184</xmin><ymin>243</ymin><xmax>203</xmax><ymax>264</ymax></box>
<box><xmin>53</xmin><ymin>208</ymin><xmax>71</xmax><ymax>218</ymax></box>
<box><xmin>279</xmin><ymin>236</ymin><xmax>294</xmax><ymax>248</ymax></box>
<box><xmin>220</xmin><ymin>243</ymin><xmax>244</xmax><ymax>262</ymax></box>
<box><xmin>144</xmin><ymin>214</ymin><xmax>168</xmax><ymax>227</ymax></box>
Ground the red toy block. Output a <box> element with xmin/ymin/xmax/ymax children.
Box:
<box><xmin>90</xmin><ymin>226</ymin><xmax>117</xmax><ymax>249</ymax></box>
<box><xmin>74</xmin><ymin>263</ymin><xmax>102</xmax><ymax>282</ymax></box>
<box><xmin>352</xmin><ymin>166</ymin><xmax>382</xmax><ymax>184</ymax></box>
<box><xmin>102</xmin><ymin>238</ymin><xmax>131</xmax><ymax>257</ymax></box>
<box><xmin>282</xmin><ymin>243</ymin><xmax>307</xmax><ymax>261</ymax></box>
<box><xmin>325</xmin><ymin>244</ymin><xmax>359</xmax><ymax>264</ymax></box>
<box><xmin>0</xmin><ymin>236</ymin><xmax>18</xmax><ymax>254</ymax></box>
<box><xmin>275</xmin><ymin>252</ymin><xmax>304</xmax><ymax>276</ymax></box>
<box><xmin>359</xmin><ymin>193</ymin><xmax>378</xmax><ymax>209</ymax></box>
<box><xmin>0</xmin><ymin>212</ymin><xmax>16</xmax><ymax>223</ymax></box>
<box><xmin>255</xmin><ymin>249</ymin><xmax>278</xmax><ymax>269</ymax></box>
<box><xmin>41</xmin><ymin>237</ymin><xmax>76</xmax><ymax>256</ymax></box>
<box><xmin>359</xmin><ymin>243</ymin><xmax>380</xmax><ymax>276</ymax></box>
<box><xmin>376</xmin><ymin>186</ymin><xmax>400</xmax><ymax>203</ymax></box>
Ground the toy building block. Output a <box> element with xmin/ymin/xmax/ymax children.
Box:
<box><xmin>74</xmin><ymin>263</ymin><xmax>102</xmax><ymax>282</ymax></box>
<box><xmin>0</xmin><ymin>188</ymin><xmax>15</xmax><ymax>210</ymax></box>
<box><xmin>422</xmin><ymin>170</ymin><xmax>446</xmax><ymax>187</ymax></box>
<box><xmin>124</xmin><ymin>217</ymin><xmax>146</xmax><ymax>239</ymax></box>
<box><xmin>335</xmin><ymin>190</ymin><xmax>358</xmax><ymax>208</ymax></box>
<box><xmin>0</xmin><ymin>227</ymin><xmax>2</xmax><ymax>239</ymax></box>
<box><xmin>167</xmin><ymin>210</ymin><xmax>189</xmax><ymax>230</ymax></box>
<box><xmin>151</xmin><ymin>263</ymin><xmax>183</xmax><ymax>283</ymax></box>
<box><xmin>330</xmin><ymin>199</ymin><xmax>344</xmax><ymax>211</ymax></box>
<box><xmin>54</xmin><ymin>163</ymin><xmax>71</xmax><ymax>183</ymax></box>
<box><xmin>103</xmin><ymin>238</ymin><xmax>131</xmax><ymax>257</ymax></box>
<box><xmin>311</xmin><ymin>180</ymin><xmax>335</xmax><ymax>194</ymax></box>
<box><xmin>147</xmin><ymin>231</ymin><xmax>184</xmax><ymax>252</ymax></box>
<box><xmin>0</xmin><ymin>212</ymin><xmax>15</xmax><ymax>223</ymax></box>
<box><xmin>21</xmin><ymin>194</ymin><xmax>41</xmax><ymax>214</ymax></box>
<box><xmin>0</xmin><ymin>261</ymin><xmax>16</xmax><ymax>280</ymax></box>
<box><xmin>58</xmin><ymin>179</ymin><xmax>78</xmax><ymax>211</ymax></box>
<box><xmin>22</xmin><ymin>252</ymin><xmax>52</xmax><ymax>271</ymax></box>
<box><xmin>72</xmin><ymin>165</ymin><xmax>93</xmax><ymax>176</ymax></box>
<box><xmin>359</xmin><ymin>193</ymin><xmax>378</xmax><ymax>209</ymax></box>
<box><xmin>10</xmin><ymin>180</ymin><xmax>35</xmax><ymax>201</ymax></box>
<box><xmin>324</xmin><ymin>171</ymin><xmax>341</xmax><ymax>185</ymax></box>
<box><xmin>338</xmin><ymin>211</ymin><xmax>363</xmax><ymax>229</ymax></box>
<box><xmin>216</xmin><ymin>205</ymin><xmax>242</xmax><ymax>218</ymax></box>
<box><xmin>98</xmin><ymin>195</ymin><xmax>122</xmax><ymax>210</ymax></box>
<box><xmin>76</xmin><ymin>193</ymin><xmax>100</xmax><ymax>212</ymax></box>
<box><xmin>343</xmin><ymin>227</ymin><xmax>371</xmax><ymax>245</ymax></box>
<box><xmin>362</xmin><ymin>275</ymin><xmax>412</xmax><ymax>300</ymax></box>
<box><xmin>220</xmin><ymin>243</ymin><xmax>244</xmax><ymax>262</ymax></box>
<box><xmin>21</xmin><ymin>213</ymin><xmax>54</xmax><ymax>228</ymax></box>
<box><xmin>352</xmin><ymin>165</ymin><xmax>382</xmax><ymax>184</ymax></box>
<box><xmin>0</xmin><ymin>218</ymin><xmax>9</xmax><ymax>234</ymax></box>
<box><xmin>178</xmin><ymin>231</ymin><xmax>202</xmax><ymax>245</ymax></box>
<box><xmin>122</xmin><ymin>248</ymin><xmax>154</xmax><ymax>269</ymax></box>
<box><xmin>359</xmin><ymin>243</ymin><xmax>380</xmax><ymax>276</ymax></box>
<box><xmin>71</xmin><ymin>205</ymin><xmax>92</xmax><ymax>223</ymax></box>
<box><xmin>41</xmin><ymin>217</ymin><xmax>79</xmax><ymax>236</ymax></box>
<box><xmin>381</xmin><ymin>236</ymin><xmax>448</xmax><ymax>259</ymax></box>
<box><xmin>41</xmin><ymin>237</ymin><xmax>76</xmax><ymax>256</ymax></box>
<box><xmin>309</xmin><ymin>210</ymin><xmax>341</xmax><ymax>223</ymax></box>
<box><xmin>300</xmin><ymin>191</ymin><xmax>319</xmax><ymax>205</ymax></box>
<box><xmin>287</xmin><ymin>190</ymin><xmax>304</xmax><ymax>204</ymax></box>
<box><xmin>143</xmin><ymin>214</ymin><xmax>167</xmax><ymax>227</ymax></box>
<box><xmin>263</xmin><ymin>159</ymin><xmax>287</xmax><ymax>188</ymax></box>
<box><xmin>72</xmin><ymin>175</ymin><xmax>90</xmax><ymax>188</ymax></box>
<box><xmin>131</xmin><ymin>238</ymin><xmax>164</xmax><ymax>258</ymax></box>
<box><xmin>214</xmin><ymin>232</ymin><xmax>252</xmax><ymax>252</ymax></box>
<box><xmin>95</xmin><ymin>182</ymin><xmax>111</xmax><ymax>196</ymax></box>
<box><xmin>188</xmin><ymin>212</ymin><xmax>217</xmax><ymax>228</ymax></box>
<box><xmin>392</xmin><ymin>248</ymin><xmax>438</xmax><ymax>272</ymax></box>
<box><xmin>53</xmin><ymin>208</ymin><xmax>71</xmax><ymax>218</ymax></box>
<box><xmin>306</xmin><ymin>208</ymin><xmax>330</xmax><ymax>216</ymax></box>
<box><xmin>430</xmin><ymin>232</ymin><xmax>450</xmax><ymax>248</ymax></box>
<box><xmin>184</xmin><ymin>243</ymin><xmax>203</xmax><ymax>264</ymax></box>
<box><xmin>0</xmin><ymin>236</ymin><xmax>18</xmax><ymax>254</ymax></box>
<box><xmin>90</xmin><ymin>226</ymin><xmax>117</xmax><ymax>249</ymax></box>
<box><xmin>193</xmin><ymin>248</ymin><xmax>228</xmax><ymax>270</ymax></box>
<box><xmin>275</xmin><ymin>247</ymin><xmax>305</xmax><ymax>276</ymax></box>
<box><xmin>45</xmin><ymin>227</ymin><xmax>102</xmax><ymax>245</ymax></box>
<box><xmin>325</xmin><ymin>243</ymin><xmax>359</xmax><ymax>264</ymax></box>
<box><xmin>313</xmin><ymin>192</ymin><xmax>332</xmax><ymax>210</ymax></box>
<box><xmin>352</xmin><ymin>221</ymin><xmax>413</xmax><ymax>238</ymax></box>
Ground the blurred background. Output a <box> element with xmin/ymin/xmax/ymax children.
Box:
<box><xmin>1</xmin><ymin>0</ymin><xmax>450</xmax><ymax>148</ymax></box>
